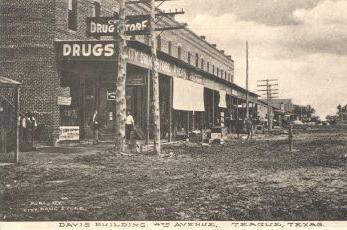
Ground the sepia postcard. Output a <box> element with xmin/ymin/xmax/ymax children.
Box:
<box><xmin>0</xmin><ymin>0</ymin><xmax>346</xmax><ymax>229</ymax></box>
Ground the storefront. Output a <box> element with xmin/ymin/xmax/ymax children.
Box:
<box><xmin>54</xmin><ymin>40</ymin><xmax>244</xmax><ymax>143</ymax></box>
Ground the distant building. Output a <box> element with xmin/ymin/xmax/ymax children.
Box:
<box><xmin>271</xmin><ymin>99</ymin><xmax>295</xmax><ymax>113</ymax></box>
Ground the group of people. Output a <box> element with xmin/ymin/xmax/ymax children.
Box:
<box><xmin>233</xmin><ymin>118</ymin><xmax>254</xmax><ymax>140</ymax></box>
<box><xmin>89</xmin><ymin>110</ymin><xmax>135</xmax><ymax>145</ymax></box>
<box><xmin>19</xmin><ymin>111</ymin><xmax>37</xmax><ymax>148</ymax></box>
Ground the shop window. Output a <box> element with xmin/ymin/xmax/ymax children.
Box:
<box><xmin>168</xmin><ymin>41</ymin><xmax>172</xmax><ymax>55</ymax></box>
<box><xmin>195</xmin><ymin>53</ymin><xmax>199</xmax><ymax>67</ymax></box>
<box><xmin>178</xmin><ymin>46</ymin><xmax>182</xmax><ymax>59</ymax></box>
<box><xmin>93</xmin><ymin>1</ymin><xmax>101</xmax><ymax>17</ymax></box>
<box><xmin>157</xmin><ymin>36</ymin><xmax>162</xmax><ymax>51</ymax></box>
<box><xmin>68</xmin><ymin>0</ymin><xmax>78</xmax><ymax>31</ymax></box>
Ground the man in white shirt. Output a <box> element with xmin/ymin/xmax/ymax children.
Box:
<box><xmin>125</xmin><ymin>111</ymin><xmax>134</xmax><ymax>142</ymax></box>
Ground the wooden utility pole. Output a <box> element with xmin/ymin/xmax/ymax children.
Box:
<box><xmin>150</xmin><ymin>0</ymin><xmax>161</xmax><ymax>155</ymax></box>
<box><xmin>257</xmin><ymin>79</ymin><xmax>279</xmax><ymax>131</ymax></box>
<box><xmin>266</xmin><ymin>82</ymin><xmax>271</xmax><ymax>131</ymax></box>
<box><xmin>245</xmin><ymin>41</ymin><xmax>249</xmax><ymax>119</ymax></box>
<box><xmin>114</xmin><ymin>0</ymin><xmax>127</xmax><ymax>152</ymax></box>
<box><xmin>125</xmin><ymin>0</ymin><xmax>186</xmax><ymax>154</ymax></box>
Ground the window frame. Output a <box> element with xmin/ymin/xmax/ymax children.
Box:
<box><xmin>68</xmin><ymin>0</ymin><xmax>78</xmax><ymax>31</ymax></box>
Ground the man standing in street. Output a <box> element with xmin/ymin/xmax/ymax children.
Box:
<box><xmin>245</xmin><ymin>118</ymin><xmax>253</xmax><ymax>140</ymax></box>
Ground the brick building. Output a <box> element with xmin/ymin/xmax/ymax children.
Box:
<box><xmin>0</xmin><ymin>0</ymin><xmax>258</xmax><ymax>144</ymax></box>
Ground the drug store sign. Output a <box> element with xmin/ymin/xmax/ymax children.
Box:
<box><xmin>55</xmin><ymin>41</ymin><xmax>117</xmax><ymax>60</ymax></box>
<box><xmin>86</xmin><ymin>15</ymin><xmax>150</xmax><ymax>37</ymax></box>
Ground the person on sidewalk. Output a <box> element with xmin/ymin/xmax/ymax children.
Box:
<box><xmin>24</xmin><ymin>111</ymin><xmax>37</xmax><ymax>149</ymax></box>
<box><xmin>89</xmin><ymin>109</ymin><xmax>100</xmax><ymax>145</ymax></box>
<box><xmin>125</xmin><ymin>111</ymin><xmax>135</xmax><ymax>143</ymax></box>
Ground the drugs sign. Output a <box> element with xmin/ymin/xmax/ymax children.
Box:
<box><xmin>87</xmin><ymin>15</ymin><xmax>150</xmax><ymax>37</ymax></box>
<box><xmin>55</xmin><ymin>41</ymin><xmax>117</xmax><ymax>61</ymax></box>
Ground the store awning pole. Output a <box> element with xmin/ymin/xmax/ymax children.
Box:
<box><xmin>169</xmin><ymin>77</ymin><xmax>173</xmax><ymax>142</ymax></box>
<box><xmin>146</xmin><ymin>69</ymin><xmax>150</xmax><ymax>145</ymax></box>
<box><xmin>212</xmin><ymin>92</ymin><xmax>215</xmax><ymax>126</ymax></box>
<box><xmin>15</xmin><ymin>87</ymin><xmax>20</xmax><ymax>164</ymax></box>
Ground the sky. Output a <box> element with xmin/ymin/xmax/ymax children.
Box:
<box><xmin>162</xmin><ymin>0</ymin><xmax>347</xmax><ymax>119</ymax></box>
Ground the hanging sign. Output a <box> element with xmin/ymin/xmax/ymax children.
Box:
<box><xmin>55</xmin><ymin>41</ymin><xmax>117</xmax><ymax>61</ymax></box>
<box><xmin>86</xmin><ymin>15</ymin><xmax>150</xmax><ymax>37</ymax></box>
<box><xmin>107</xmin><ymin>90</ymin><xmax>116</xmax><ymax>101</ymax></box>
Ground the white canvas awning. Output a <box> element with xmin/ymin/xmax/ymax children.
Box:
<box><xmin>173</xmin><ymin>77</ymin><xmax>205</xmax><ymax>111</ymax></box>
<box><xmin>219</xmin><ymin>90</ymin><xmax>227</xmax><ymax>108</ymax></box>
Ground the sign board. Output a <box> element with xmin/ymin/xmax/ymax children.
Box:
<box><xmin>211</xmin><ymin>132</ymin><xmax>222</xmax><ymax>140</ymax></box>
<box><xmin>58</xmin><ymin>87</ymin><xmax>71</xmax><ymax>97</ymax></box>
<box><xmin>57</xmin><ymin>96</ymin><xmax>72</xmax><ymax>106</ymax></box>
<box><xmin>107</xmin><ymin>90</ymin><xmax>116</xmax><ymax>100</ymax></box>
<box><xmin>86</xmin><ymin>15</ymin><xmax>150</xmax><ymax>37</ymax></box>
<box><xmin>126</xmin><ymin>75</ymin><xmax>145</xmax><ymax>86</ymax></box>
<box><xmin>59</xmin><ymin>126</ymin><xmax>80</xmax><ymax>141</ymax></box>
<box><xmin>55</xmin><ymin>41</ymin><xmax>117</xmax><ymax>61</ymax></box>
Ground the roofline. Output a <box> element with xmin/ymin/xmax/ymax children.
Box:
<box><xmin>127</xmin><ymin>40</ymin><xmax>258</xmax><ymax>98</ymax></box>
<box><xmin>133</xmin><ymin>3</ymin><xmax>234</xmax><ymax>63</ymax></box>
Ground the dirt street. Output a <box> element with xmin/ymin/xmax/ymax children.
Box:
<box><xmin>0</xmin><ymin>125</ymin><xmax>346</xmax><ymax>221</ymax></box>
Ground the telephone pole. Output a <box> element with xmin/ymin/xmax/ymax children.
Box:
<box><xmin>125</xmin><ymin>0</ymin><xmax>186</xmax><ymax>155</ymax></box>
<box><xmin>114</xmin><ymin>0</ymin><xmax>127</xmax><ymax>152</ymax></box>
<box><xmin>150</xmin><ymin>0</ymin><xmax>161</xmax><ymax>155</ymax></box>
<box><xmin>257</xmin><ymin>79</ymin><xmax>279</xmax><ymax>131</ymax></box>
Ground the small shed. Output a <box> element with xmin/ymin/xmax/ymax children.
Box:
<box><xmin>0</xmin><ymin>76</ymin><xmax>21</xmax><ymax>163</ymax></box>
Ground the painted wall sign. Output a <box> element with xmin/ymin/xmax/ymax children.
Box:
<box><xmin>127</xmin><ymin>48</ymin><xmax>188</xmax><ymax>79</ymax></box>
<box><xmin>55</xmin><ymin>41</ymin><xmax>117</xmax><ymax>60</ymax></box>
<box><xmin>59</xmin><ymin>126</ymin><xmax>80</xmax><ymax>141</ymax></box>
<box><xmin>57</xmin><ymin>96</ymin><xmax>72</xmax><ymax>106</ymax></box>
<box><xmin>86</xmin><ymin>15</ymin><xmax>150</xmax><ymax>37</ymax></box>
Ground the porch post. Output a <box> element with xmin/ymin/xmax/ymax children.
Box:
<box><xmin>169</xmin><ymin>77</ymin><xmax>173</xmax><ymax>142</ymax></box>
<box><xmin>15</xmin><ymin>87</ymin><xmax>20</xmax><ymax>163</ymax></box>
<box><xmin>146</xmin><ymin>69</ymin><xmax>150</xmax><ymax>145</ymax></box>
<box><xmin>212</xmin><ymin>91</ymin><xmax>215</xmax><ymax>126</ymax></box>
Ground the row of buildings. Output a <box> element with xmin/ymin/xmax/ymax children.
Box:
<box><xmin>1</xmin><ymin>0</ymin><xmax>286</xmax><ymax>145</ymax></box>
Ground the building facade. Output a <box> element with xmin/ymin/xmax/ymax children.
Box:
<box><xmin>1</xmin><ymin>0</ymin><xmax>258</xmax><ymax>144</ymax></box>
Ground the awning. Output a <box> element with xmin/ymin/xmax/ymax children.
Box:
<box><xmin>173</xmin><ymin>77</ymin><xmax>204</xmax><ymax>111</ymax></box>
<box><xmin>219</xmin><ymin>90</ymin><xmax>227</xmax><ymax>108</ymax></box>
